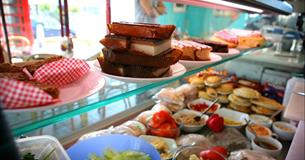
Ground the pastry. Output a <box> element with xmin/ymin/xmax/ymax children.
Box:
<box><xmin>189</xmin><ymin>38</ymin><xmax>229</xmax><ymax>53</ymax></box>
<box><xmin>102</xmin><ymin>48</ymin><xmax>181</xmax><ymax>68</ymax></box>
<box><xmin>98</xmin><ymin>57</ymin><xmax>170</xmax><ymax>78</ymax></box>
<box><xmin>107</xmin><ymin>22</ymin><xmax>176</xmax><ymax>39</ymax></box>
<box><xmin>211</xmin><ymin>30</ymin><xmax>238</xmax><ymax>48</ymax></box>
<box><xmin>98</xmin><ymin>22</ymin><xmax>181</xmax><ymax>78</ymax></box>
<box><xmin>218</xmin><ymin>95</ymin><xmax>229</xmax><ymax>104</ymax></box>
<box><xmin>216</xmin><ymin>83</ymin><xmax>234</xmax><ymax>95</ymax></box>
<box><xmin>231</xmin><ymin>29</ymin><xmax>265</xmax><ymax>48</ymax></box>
<box><xmin>251</xmin><ymin>105</ymin><xmax>276</xmax><ymax>116</ymax></box>
<box><xmin>198</xmin><ymin>91</ymin><xmax>215</xmax><ymax>101</ymax></box>
<box><xmin>251</xmin><ymin>96</ymin><xmax>284</xmax><ymax>111</ymax></box>
<box><xmin>228</xmin><ymin>94</ymin><xmax>252</xmax><ymax>107</ymax></box>
<box><xmin>233</xmin><ymin>87</ymin><xmax>261</xmax><ymax>99</ymax></box>
<box><xmin>206</xmin><ymin>87</ymin><xmax>218</xmax><ymax>98</ymax></box>
<box><xmin>172</xmin><ymin>40</ymin><xmax>212</xmax><ymax>61</ymax></box>
<box><xmin>204</xmin><ymin>75</ymin><xmax>222</xmax><ymax>87</ymax></box>
<box><xmin>100</xmin><ymin>35</ymin><xmax>171</xmax><ymax>56</ymax></box>
<box><xmin>228</xmin><ymin>103</ymin><xmax>252</xmax><ymax>113</ymax></box>
<box><xmin>188</xmin><ymin>76</ymin><xmax>205</xmax><ymax>89</ymax></box>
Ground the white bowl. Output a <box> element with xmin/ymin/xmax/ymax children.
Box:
<box><xmin>272</xmin><ymin>121</ymin><xmax>296</xmax><ymax>141</ymax></box>
<box><xmin>187</xmin><ymin>98</ymin><xmax>221</xmax><ymax>114</ymax></box>
<box><xmin>251</xmin><ymin>136</ymin><xmax>282</xmax><ymax>157</ymax></box>
<box><xmin>214</xmin><ymin>108</ymin><xmax>249</xmax><ymax>129</ymax></box>
<box><xmin>245</xmin><ymin>123</ymin><xmax>274</xmax><ymax>141</ymax></box>
<box><xmin>173</xmin><ymin>109</ymin><xmax>209</xmax><ymax>133</ymax></box>
<box><xmin>249</xmin><ymin>114</ymin><xmax>273</xmax><ymax>128</ymax></box>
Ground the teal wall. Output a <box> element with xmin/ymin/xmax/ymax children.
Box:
<box><xmin>157</xmin><ymin>3</ymin><xmax>248</xmax><ymax>38</ymax></box>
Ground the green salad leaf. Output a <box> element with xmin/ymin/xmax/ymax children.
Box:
<box><xmin>89</xmin><ymin>149</ymin><xmax>151</xmax><ymax>160</ymax></box>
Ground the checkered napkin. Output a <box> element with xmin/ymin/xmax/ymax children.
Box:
<box><xmin>33</xmin><ymin>58</ymin><xmax>90</xmax><ymax>87</ymax></box>
<box><xmin>0</xmin><ymin>78</ymin><xmax>58</xmax><ymax>109</ymax></box>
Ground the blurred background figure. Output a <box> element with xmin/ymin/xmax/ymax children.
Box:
<box><xmin>135</xmin><ymin>0</ymin><xmax>166</xmax><ymax>23</ymax></box>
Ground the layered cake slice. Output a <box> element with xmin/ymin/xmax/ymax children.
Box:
<box><xmin>100</xmin><ymin>35</ymin><xmax>171</xmax><ymax>56</ymax></box>
<box><xmin>172</xmin><ymin>40</ymin><xmax>212</xmax><ymax>61</ymax></box>
<box><xmin>189</xmin><ymin>38</ymin><xmax>229</xmax><ymax>53</ymax></box>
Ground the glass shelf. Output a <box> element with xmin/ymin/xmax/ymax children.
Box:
<box><xmin>5</xmin><ymin>45</ymin><xmax>270</xmax><ymax>137</ymax></box>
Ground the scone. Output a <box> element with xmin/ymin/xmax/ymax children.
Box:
<box><xmin>198</xmin><ymin>91</ymin><xmax>215</xmax><ymax>101</ymax></box>
<box><xmin>206</xmin><ymin>87</ymin><xmax>218</xmax><ymax>98</ymax></box>
<box><xmin>233</xmin><ymin>87</ymin><xmax>261</xmax><ymax>99</ymax></box>
<box><xmin>188</xmin><ymin>76</ymin><xmax>205</xmax><ymax>89</ymax></box>
<box><xmin>218</xmin><ymin>95</ymin><xmax>229</xmax><ymax>104</ymax></box>
<box><xmin>216</xmin><ymin>83</ymin><xmax>234</xmax><ymax>95</ymax></box>
<box><xmin>204</xmin><ymin>75</ymin><xmax>222</xmax><ymax>87</ymax></box>
<box><xmin>228</xmin><ymin>103</ymin><xmax>252</xmax><ymax>113</ymax></box>
<box><xmin>228</xmin><ymin>93</ymin><xmax>252</xmax><ymax>107</ymax></box>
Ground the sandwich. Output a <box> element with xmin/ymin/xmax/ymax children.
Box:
<box><xmin>98</xmin><ymin>22</ymin><xmax>182</xmax><ymax>78</ymax></box>
<box><xmin>0</xmin><ymin>56</ymin><xmax>62</xmax><ymax>98</ymax></box>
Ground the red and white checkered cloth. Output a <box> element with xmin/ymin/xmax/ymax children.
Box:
<box><xmin>0</xmin><ymin>78</ymin><xmax>58</xmax><ymax>109</ymax></box>
<box><xmin>34</xmin><ymin>58</ymin><xmax>90</xmax><ymax>87</ymax></box>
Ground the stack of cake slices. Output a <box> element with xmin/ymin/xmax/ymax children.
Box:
<box><xmin>98</xmin><ymin>22</ymin><xmax>182</xmax><ymax>78</ymax></box>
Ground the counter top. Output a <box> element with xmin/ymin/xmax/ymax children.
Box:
<box><xmin>239</xmin><ymin>48</ymin><xmax>304</xmax><ymax>72</ymax></box>
<box><xmin>284</xmin><ymin>81</ymin><xmax>305</xmax><ymax>121</ymax></box>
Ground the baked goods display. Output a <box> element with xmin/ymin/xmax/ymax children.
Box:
<box><xmin>98</xmin><ymin>22</ymin><xmax>182</xmax><ymax>78</ymax></box>
<box><xmin>172</xmin><ymin>39</ymin><xmax>212</xmax><ymax>61</ymax></box>
<box><xmin>187</xmin><ymin>68</ymin><xmax>284</xmax><ymax>116</ymax></box>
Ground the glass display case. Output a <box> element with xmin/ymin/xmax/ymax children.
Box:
<box><xmin>0</xmin><ymin>0</ymin><xmax>304</xmax><ymax>159</ymax></box>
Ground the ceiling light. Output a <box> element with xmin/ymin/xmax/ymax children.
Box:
<box><xmin>201</xmin><ymin>0</ymin><xmax>264</xmax><ymax>13</ymax></box>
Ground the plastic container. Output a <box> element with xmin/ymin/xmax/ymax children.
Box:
<box><xmin>16</xmin><ymin>135</ymin><xmax>70</xmax><ymax>160</ymax></box>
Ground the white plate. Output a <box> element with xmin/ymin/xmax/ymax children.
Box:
<box><xmin>5</xmin><ymin>68</ymin><xmax>106</xmax><ymax>112</ymax></box>
<box><xmin>212</xmin><ymin>48</ymin><xmax>240</xmax><ymax>58</ymax></box>
<box><xmin>96</xmin><ymin>62</ymin><xmax>186</xmax><ymax>83</ymax></box>
<box><xmin>215</xmin><ymin>108</ymin><xmax>249</xmax><ymax>129</ymax></box>
<box><xmin>179</xmin><ymin>53</ymin><xmax>222</xmax><ymax>69</ymax></box>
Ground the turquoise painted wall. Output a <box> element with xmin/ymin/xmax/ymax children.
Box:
<box><xmin>157</xmin><ymin>2</ymin><xmax>248</xmax><ymax>38</ymax></box>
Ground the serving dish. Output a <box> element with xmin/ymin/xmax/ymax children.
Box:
<box><xmin>272</xmin><ymin>121</ymin><xmax>296</xmax><ymax>141</ymax></box>
<box><xmin>173</xmin><ymin>109</ymin><xmax>209</xmax><ymax>133</ymax></box>
<box><xmin>249</xmin><ymin>114</ymin><xmax>273</xmax><ymax>128</ymax></box>
<box><xmin>187</xmin><ymin>98</ymin><xmax>221</xmax><ymax>114</ymax></box>
<box><xmin>4</xmin><ymin>68</ymin><xmax>105</xmax><ymax>112</ymax></box>
<box><xmin>215</xmin><ymin>108</ymin><xmax>249</xmax><ymax>129</ymax></box>
<box><xmin>97</xmin><ymin>62</ymin><xmax>186</xmax><ymax>83</ymax></box>
<box><xmin>67</xmin><ymin>134</ymin><xmax>161</xmax><ymax>160</ymax></box>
